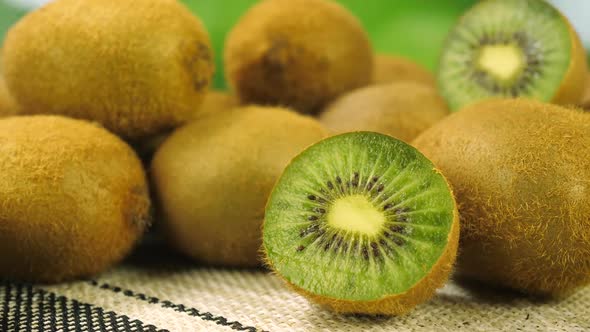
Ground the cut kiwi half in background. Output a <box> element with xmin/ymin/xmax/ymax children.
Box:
<box><xmin>438</xmin><ymin>0</ymin><xmax>588</xmax><ymax>111</ymax></box>
<box><xmin>263</xmin><ymin>132</ymin><xmax>459</xmax><ymax>315</ymax></box>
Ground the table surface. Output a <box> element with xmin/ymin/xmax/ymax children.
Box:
<box><xmin>1</xmin><ymin>242</ymin><xmax>589</xmax><ymax>332</ymax></box>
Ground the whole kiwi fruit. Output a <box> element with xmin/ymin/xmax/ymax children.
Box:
<box><xmin>438</xmin><ymin>0</ymin><xmax>588</xmax><ymax>111</ymax></box>
<box><xmin>224</xmin><ymin>0</ymin><xmax>373</xmax><ymax>114</ymax></box>
<box><xmin>413</xmin><ymin>98</ymin><xmax>590</xmax><ymax>295</ymax></box>
<box><xmin>151</xmin><ymin>106</ymin><xmax>329</xmax><ymax>267</ymax></box>
<box><xmin>1</xmin><ymin>0</ymin><xmax>214</xmax><ymax>139</ymax></box>
<box><xmin>263</xmin><ymin>132</ymin><xmax>459</xmax><ymax>315</ymax></box>
<box><xmin>0</xmin><ymin>116</ymin><xmax>150</xmax><ymax>283</ymax></box>
<box><xmin>320</xmin><ymin>82</ymin><xmax>449</xmax><ymax>143</ymax></box>
<box><xmin>373</xmin><ymin>54</ymin><xmax>436</xmax><ymax>87</ymax></box>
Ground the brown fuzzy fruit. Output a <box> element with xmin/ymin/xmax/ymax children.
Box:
<box><xmin>373</xmin><ymin>54</ymin><xmax>436</xmax><ymax>87</ymax></box>
<box><xmin>320</xmin><ymin>82</ymin><xmax>449</xmax><ymax>143</ymax></box>
<box><xmin>0</xmin><ymin>116</ymin><xmax>150</xmax><ymax>283</ymax></box>
<box><xmin>1</xmin><ymin>0</ymin><xmax>214</xmax><ymax>139</ymax></box>
<box><xmin>413</xmin><ymin>98</ymin><xmax>590</xmax><ymax>295</ymax></box>
<box><xmin>151</xmin><ymin>106</ymin><xmax>329</xmax><ymax>267</ymax></box>
<box><xmin>224</xmin><ymin>0</ymin><xmax>373</xmax><ymax>114</ymax></box>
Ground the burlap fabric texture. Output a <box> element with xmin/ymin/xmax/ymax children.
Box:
<box><xmin>1</xmin><ymin>243</ymin><xmax>589</xmax><ymax>332</ymax></box>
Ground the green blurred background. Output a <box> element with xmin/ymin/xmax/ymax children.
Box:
<box><xmin>1</xmin><ymin>0</ymin><xmax>588</xmax><ymax>89</ymax></box>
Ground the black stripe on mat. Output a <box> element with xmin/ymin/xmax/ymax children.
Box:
<box><xmin>0</xmin><ymin>280</ymin><xmax>168</xmax><ymax>332</ymax></box>
<box><xmin>89</xmin><ymin>280</ymin><xmax>267</xmax><ymax>332</ymax></box>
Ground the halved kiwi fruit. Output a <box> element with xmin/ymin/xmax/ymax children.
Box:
<box><xmin>2</xmin><ymin>0</ymin><xmax>214</xmax><ymax>139</ymax></box>
<box><xmin>0</xmin><ymin>116</ymin><xmax>150</xmax><ymax>283</ymax></box>
<box><xmin>263</xmin><ymin>132</ymin><xmax>459</xmax><ymax>315</ymax></box>
<box><xmin>413</xmin><ymin>98</ymin><xmax>590</xmax><ymax>295</ymax></box>
<box><xmin>438</xmin><ymin>0</ymin><xmax>587</xmax><ymax>111</ymax></box>
<box><xmin>224</xmin><ymin>0</ymin><xmax>373</xmax><ymax>114</ymax></box>
<box><xmin>373</xmin><ymin>54</ymin><xmax>436</xmax><ymax>87</ymax></box>
<box><xmin>320</xmin><ymin>82</ymin><xmax>449</xmax><ymax>143</ymax></box>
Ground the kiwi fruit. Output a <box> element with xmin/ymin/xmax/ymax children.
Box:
<box><xmin>0</xmin><ymin>116</ymin><xmax>150</xmax><ymax>283</ymax></box>
<box><xmin>413</xmin><ymin>98</ymin><xmax>590</xmax><ymax>295</ymax></box>
<box><xmin>438</xmin><ymin>0</ymin><xmax>588</xmax><ymax>111</ymax></box>
<box><xmin>133</xmin><ymin>90</ymin><xmax>238</xmax><ymax>162</ymax></box>
<box><xmin>320</xmin><ymin>82</ymin><xmax>449</xmax><ymax>143</ymax></box>
<box><xmin>263</xmin><ymin>132</ymin><xmax>459</xmax><ymax>315</ymax></box>
<box><xmin>151</xmin><ymin>106</ymin><xmax>329</xmax><ymax>267</ymax></box>
<box><xmin>224</xmin><ymin>0</ymin><xmax>373</xmax><ymax>114</ymax></box>
<box><xmin>373</xmin><ymin>54</ymin><xmax>436</xmax><ymax>87</ymax></box>
<box><xmin>0</xmin><ymin>76</ymin><xmax>18</xmax><ymax>117</ymax></box>
<box><xmin>1</xmin><ymin>0</ymin><xmax>214</xmax><ymax>139</ymax></box>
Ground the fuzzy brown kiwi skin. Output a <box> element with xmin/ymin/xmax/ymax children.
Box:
<box><xmin>151</xmin><ymin>106</ymin><xmax>329</xmax><ymax>267</ymax></box>
<box><xmin>372</xmin><ymin>54</ymin><xmax>436</xmax><ymax>87</ymax></box>
<box><xmin>0</xmin><ymin>116</ymin><xmax>150</xmax><ymax>283</ymax></box>
<box><xmin>224</xmin><ymin>0</ymin><xmax>373</xmax><ymax>114</ymax></box>
<box><xmin>413</xmin><ymin>98</ymin><xmax>590</xmax><ymax>296</ymax></box>
<box><xmin>320</xmin><ymin>82</ymin><xmax>449</xmax><ymax>143</ymax></box>
<box><xmin>1</xmin><ymin>0</ymin><xmax>214</xmax><ymax>140</ymax></box>
<box><xmin>262</xmin><ymin>157</ymin><xmax>460</xmax><ymax>315</ymax></box>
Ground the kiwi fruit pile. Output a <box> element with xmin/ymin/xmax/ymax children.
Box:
<box><xmin>151</xmin><ymin>106</ymin><xmax>328</xmax><ymax>267</ymax></box>
<box><xmin>0</xmin><ymin>116</ymin><xmax>150</xmax><ymax>283</ymax></box>
<box><xmin>320</xmin><ymin>82</ymin><xmax>449</xmax><ymax>143</ymax></box>
<box><xmin>413</xmin><ymin>99</ymin><xmax>590</xmax><ymax>295</ymax></box>
<box><xmin>264</xmin><ymin>132</ymin><xmax>459</xmax><ymax>314</ymax></box>
<box><xmin>1</xmin><ymin>0</ymin><xmax>590</xmax><ymax>319</ymax></box>
<box><xmin>1</xmin><ymin>0</ymin><xmax>215</xmax><ymax>139</ymax></box>
<box><xmin>224</xmin><ymin>0</ymin><xmax>373</xmax><ymax>114</ymax></box>
<box><xmin>438</xmin><ymin>0</ymin><xmax>587</xmax><ymax>111</ymax></box>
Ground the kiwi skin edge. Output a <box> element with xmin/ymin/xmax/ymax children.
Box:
<box><xmin>552</xmin><ymin>20</ymin><xmax>588</xmax><ymax>105</ymax></box>
<box><xmin>372</xmin><ymin>54</ymin><xmax>436</xmax><ymax>88</ymax></box>
<box><xmin>262</xmin><ymin>149</ymin><xmax>460</xmax><ymax>315</ymax></box>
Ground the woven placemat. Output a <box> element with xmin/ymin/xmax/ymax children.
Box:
<box><xmin>1</xmin><ymin>241</ymin><xmax>589</xmax><ymax>332</ymax></box>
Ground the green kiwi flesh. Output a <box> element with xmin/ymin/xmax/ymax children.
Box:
<box><xmin>438</xmin><ymin>0</ymin><xmax>585</xmax><ymax>111</ymax></box>
<box><xmin>264</xmin><ymin>132</ymin><xmax>459</xmax><ymax>314</ymax></box>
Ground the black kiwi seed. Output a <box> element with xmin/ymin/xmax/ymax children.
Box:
<box><xmin>383</xmin><ymin>203</ymin><xmax>393</xmax><ymax>211</ymax></box>
<box><xmin>307</xmin><ymin>194</ymin><xmax>316</xmax><ymax>201</ymax></box>
<box><xmin>308</xmin><ymin>215</ymin><xmax>319</xmax><ymax>221</ymax></box>
<box><xmin>296</xmin><ymin>245</ymin><xmax>305</xmax><ymax>252</ymax></box>
<box><xmin>362</xmin><ymin>245</ymin><xmax>369</xmax><ymax>260</ymax></box>
<box><xmin>327</xmin><ymin>181</ymin><xmax>334</xmax><ymax>189</ymax></box>
<box><xmin>336</xmin><ymin>176</ymin><xmax>342</xmax><ymax>184</ymax></box>
<box><xmin>314</xmin><ymin>207</ymin><xmax>326</xmax><ymax>214</ymax></box>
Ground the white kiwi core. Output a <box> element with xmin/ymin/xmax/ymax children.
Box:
<box><xmin>327</xmin><ymin>195</ymin><xmax>385</xmax><ymax>237</ymax></box>
<box><xmin>477</xmin><ymin>44</ymin><xmax>525</xmax><ymax>81</ymax></box>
